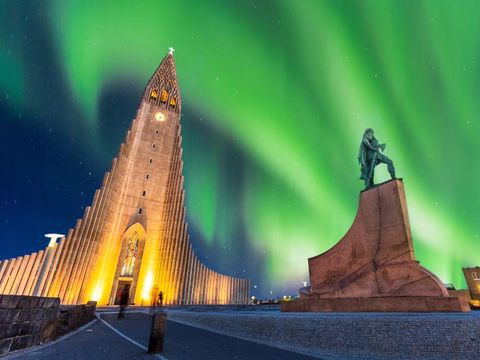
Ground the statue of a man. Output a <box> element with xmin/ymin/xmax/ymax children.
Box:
<box><xmin>358</xmin><ymin>128</ymin><xmax>396</xmax><ymax>188</ymax></box>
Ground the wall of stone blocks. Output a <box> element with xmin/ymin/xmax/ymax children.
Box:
<box><xmin>0</xmin><ymin>295</ymin><xmax>96</xmax><ymax>355</ymax></box>
<box><xmin>55</xmin><ymin>302</ymin><xmax>97</xmax><ymax>338</ymax></box>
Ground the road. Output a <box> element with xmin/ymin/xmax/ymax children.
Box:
<box><xmin>5</xmin><ymin>311</ymin><xmax>320</xmax><ymax>360</ymax></box>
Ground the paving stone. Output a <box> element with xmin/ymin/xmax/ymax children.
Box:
<box><xmin>166</xmin><ymin>306</ymin><xmax>480</xmax><ymax>360</ymax></box>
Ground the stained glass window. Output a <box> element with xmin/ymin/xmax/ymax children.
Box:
<box><xmin>160</xmin><ymin>89</ymin><xmax>168</xmax><ymax>103</ymax></box>
<box><xmin>121</xmin><ymin>231</ymin><xmax>139</xmax><ymax>277</ymax></box>
<box><xmin>150</xmin><ymin>89</ymin><xmax>158</xmax><ymax>100</ymax></box>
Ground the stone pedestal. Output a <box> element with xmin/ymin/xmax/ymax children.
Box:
<box><xmin>148</xmin><ymin>310</ymin><xmax>167</xmax><ymax>353</ymax></box>
<box><xmin>282</xmin><ymin>179</ymin><xmax>470</xmax><ymax>312</ymax></box>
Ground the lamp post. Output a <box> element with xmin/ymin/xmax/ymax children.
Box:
<box><xmin>33</xmin><ymin>233</ymin><xmax>65</xmax><ymax>296</ymax></box>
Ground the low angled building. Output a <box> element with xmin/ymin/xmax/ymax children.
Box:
<box><xmin>463</xmin><ymin>266</ymin><xmax>480</xmax><ymax>300</ymax></box>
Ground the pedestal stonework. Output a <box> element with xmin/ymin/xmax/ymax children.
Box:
<box><xmin>282</xmin><ymin>179</ymin><xmax>469</xmax><ymax>312</ymax></box>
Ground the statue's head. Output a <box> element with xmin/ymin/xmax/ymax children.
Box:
<box><xmin>364</xmin><ymin>128</ymin><xmax>374</xmax><ymax>140</ymax></box>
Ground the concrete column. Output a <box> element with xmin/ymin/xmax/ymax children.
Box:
<box><xmin>33</xmin><ymin>234</ymin><xmax>64</xmax><ymax>296</ymax></box>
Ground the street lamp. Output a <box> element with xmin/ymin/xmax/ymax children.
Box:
<box><xmin>33</xmin><ymin>233</ymin><xmax>65</xmax><ymax>296</ymax></box>
<box><xmin>44</xmin><ymin>233</ymin><xmax>65</xmax><ymax>247</ymax></box>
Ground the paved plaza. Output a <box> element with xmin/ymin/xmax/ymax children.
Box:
<box><xmin>3</xmin><ymin>306</ymin><xmax>480</xmax><ymax>360</ymax></box>
<box><xmin>4</xmin><ymin>310</ymin><xmax>319</xmax><ymax>360</ymax></box>
<box><xmin>167</xmin><ymin>306</ymin><xmax>480</xmax><ymax>360</ymax></box>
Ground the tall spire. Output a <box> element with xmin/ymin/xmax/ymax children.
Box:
<box><xmin>143</xmin><ymin>48</ymin><xmax>181</xmax><ymax>113</ymax></box>
<box><xmin>0</xmin><ymin>45</ymin><xmax>250</xmax><ymax>306</ymax></box>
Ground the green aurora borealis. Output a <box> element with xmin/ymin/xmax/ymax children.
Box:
<box><xmin>1</xmin><ymin>0</ymin><xmax>480</xmax><ymax>296</ymax></box>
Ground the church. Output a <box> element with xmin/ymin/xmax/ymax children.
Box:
<box><xmin>0</xmin><ymin>49</ymin><xmax>250</xmax><ymax>306</ymax></box>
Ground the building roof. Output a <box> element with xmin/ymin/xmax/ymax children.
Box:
<box><xmin>142</xmin><ymin>50</ymin><xmax>181</xmax><ymax>112</ymax></box>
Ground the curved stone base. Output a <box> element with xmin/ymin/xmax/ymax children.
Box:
<box><xmin>286</xmin><ymin>179</ymin><xmax>469</xmax><ymax>312</ymax></box>
<box><xmin>281</xmin><ymin>295</ymin><xmax>470</xmax><ymax>312</ymax></box>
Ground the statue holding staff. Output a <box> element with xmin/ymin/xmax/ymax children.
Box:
<box><xmin>358</xmin><ymin>128</ymin><xmax>396</xmax><ymax>188</ymax></box>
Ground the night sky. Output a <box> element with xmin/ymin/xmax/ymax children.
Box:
<box><xmin>1</xmin><ymin>0</ymin><xmax>479</xmax><ymax>298</ymax></box>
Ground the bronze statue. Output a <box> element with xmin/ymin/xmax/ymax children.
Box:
<box><xmin>358</xmin><ymin>128</ymin><xmax>395</xmax><ymax>188</ymax></box>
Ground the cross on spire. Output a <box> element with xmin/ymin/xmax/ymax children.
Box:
<box><xmin>168</xmin><ymin>46</ymin><xmax>175</xmax><ymax>55</ymax></box>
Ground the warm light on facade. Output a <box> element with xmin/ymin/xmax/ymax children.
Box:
<box><xmin>142</xmin><ymin>271</ymin><xmax>153</xmax><ymax>302</ymax></box>
<box><xmin>470</xmin><ymin>300</ymin><xmax>480</xmax><ymax>308</ymax></box>
<box><xmin>91</xmin><ymin>284</ymin><xmax>103</xmax><ymax>302</ymax></box>
<box><xmin>0</xmin><ymin>50</ymin><xmax>250</xmax><ymax>307</ymax></box>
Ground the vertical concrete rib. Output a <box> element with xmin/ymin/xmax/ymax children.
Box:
<box><xmin>41</xmin><ymin>239</ymin><xmax>64</xmax><ymax>297</ymax></box>
<box><xmin>11</xmin><ymin>255</ymin><xmax>29</xmax><ymax>294</ymax></box>
<box><xmin>69</xmin><ymin>190</ymin><xmax>101</xmax><ymax>304</ymax></box>
<box><xmin>17</xmin><ymin>254</ymin><xmax>35</xmax><ymax>295</ymax></box>
<box><xmin>63</xmin><ymin>206</ymin><xmax>92</xmax><ymax>303</ymax></box>
<box><xmin>25</xmin><ymin>250</ymin><xmax>44</xmax><ymax>295</ymax></box>
<box><xmin>58</xmin><ymin>217</ymin><xmax>86</xmax><ymax>301</ymax></box>
<box><xmin>3</xmin><ymin>257</ymin><xmax>22</xmax><ymax>294</ymax></box>
<box><xmin>47</xmin><ymin>228</ymin><xmax>74</xmax><ymax>297</ymax></box>
<box><xmin>0</xmin><ymin>259</ymin><xmax>11</xmax><ymax>292</ymax></box>
<box><xmin>68</xmin><ymin>192</ymin><xmax>100</xmax><ymax>303</ymax></box>
<box><xmin>77</xmin><ymin>169</ymin><xmax>113</xmax><ymax>303</ymax></box>
<box><xmin>0</xmin><ymin>260</ymin><xmax>9</xmax><ymax>290</ymax></box>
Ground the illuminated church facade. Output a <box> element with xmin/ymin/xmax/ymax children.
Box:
<box><xmin>0</xmin><ymin>50</ymin><xmax>250</xmax><ymax>306</ymax></box>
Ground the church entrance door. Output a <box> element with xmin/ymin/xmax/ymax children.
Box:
<box><xmin>114</xmin><ymin>279</ymin><xmax>132</xmax><ymax>305</ymax></box>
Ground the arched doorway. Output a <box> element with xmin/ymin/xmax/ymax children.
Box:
<box><xmin>109</xmin><ymin>223</ymin><xmax>146</xmax><ymax>305</ymax></box>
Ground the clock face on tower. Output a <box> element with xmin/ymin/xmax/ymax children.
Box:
<box><xmin>154</xmin><ymin>111</ymin><xmax>166</xmax><ymax>122</ymax></box>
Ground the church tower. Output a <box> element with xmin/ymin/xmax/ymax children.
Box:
<box><xmin>0</xmin><ymin>49</ymin><xmax>250</xmax><ymax>306</ymax></box>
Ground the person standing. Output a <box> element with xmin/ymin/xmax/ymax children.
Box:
<box><xmin>158</xmin><ymin>291</ymin><xmax>164</xmax><ymax>307</ymax></box>
<box><xmin>118</xmin><ymin>284</ymin><xmax>130</xmax><ymax>319</ymax></box>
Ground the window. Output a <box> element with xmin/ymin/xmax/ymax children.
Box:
<box><xmin>120</xmin><ymin>231</ymin><xmax>139</xmax><ymax>277</ymax></box>
<box><xmin>149</xmin><ymin>159</ymin><xmax>153</xmax><ymax>164</ymax></box>
<box><xmin>472</xmin><ymin>272</ymin><xmax>480</xmax><ymax>280</ymax></box>
<box><xmin>152</xmin><ymin>144</ymin><xmax>156</xmax><ymax>149</ymax></box>
<box><xmin>169</xmin><ymin>97</ymin><xmax>177</xmax><ymax>109</ymax></box>
<box><xmin>145</xmin><ymin>174</ymin><xmax>149</xmax><ymax>180</ymax></box>
<box><xmin>138</xmin><ymin>208</ymin><xmax>142</xmax><ymax>214</ymax></box>
<box><xmin>155</xmin><ymin>129</ymin><xmax>159</xmax><ymax>134</ymax></box>
<box><xmin>150</xmin><ymin>89</ymin><xmax>158</xmax><ymax>100</ymax></box>
<box><xmin>160</xmin><ymin>89</ymin><xmax>168</xmax><ymax>103</ymax></box>
<box><xmin>142</xmin><ymin>191</ymin><xmax>146</xmax><ymax>196</ymax></box>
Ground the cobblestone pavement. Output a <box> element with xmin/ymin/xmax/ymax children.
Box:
<box><xmin>165</xmin><ymin>307</ymin><xmax>480</xmax><ymax>360</ymax></box>
<box><xmin>4</xmin><ymin>311</ymin><xmax>320</xmax><ymax>360</ymax></box>
<box><xmin>6</xmin><ymin>307</ymin><xmax>480</xmax><ymax>360</ymax></box>
<box><xmin>100</xmin><ymin>312</ymin><xmax>320</xmax><ymax>360</ymax></box>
